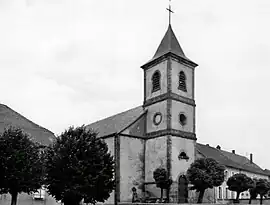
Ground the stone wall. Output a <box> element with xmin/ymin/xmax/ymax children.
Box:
<box><xmin>103</xmin><ymin>137</ymin><xmax>115</xmax><ymax>204</ymax></box>
<box><xmin>170</xmin><ymin>101</ymin><xmax>194</xmax><ymax>133</ymax></box>
<box><xmin>169</xmin><ymin>137</ymin><xmax>195</xmax><ymax>202</ymax></box>
<box><xmin>145</xmin><ymin>101</ymin><xmax>167</xmax><ymax>133</ymax></box>
<box><xmin>171</xmin><ymin>59</ymin><xmax>194</xmax><ymax>99</ymax></box>
<box><xmin>145</xmin><ymin>137</ymin><xmax>167</xmax><ymax>183</ymax></box>
<box><xmin>145</xmin><ymin>60</ymin><xmax>168</xmax><ymax>101</ymax></box>
<box><xmin>120</xmin><ymin>136</ymin><xmax>144</xmax><ymax>202</ymax></box>
<box><xmin>170</xmin><ymin>137</ymin><xmax>195</xmax><ymax>180</ymax></box>
<box><xmin>144</xmin><ymin>137</ymin><xmax>168</xmax><ymax>200</ymax></box>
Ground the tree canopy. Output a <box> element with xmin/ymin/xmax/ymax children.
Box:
<box><xmin>0</xmin><ymin>127</ymin><xmax>44</xmax><ymax>205</ymax></box>
<box><xmin>153</xmin><ymin>167</ymin><xmax>172</xmax><ymax>201</ymax></box>
<box><xmin>44</xmin><ymin>126</ymin><xmax>115</xmax><ymax>205</ymax></box>
<box><xmin>254</xmin><ymin>178</ymin><xmax>270</xmax><ymax>204</ymax></box>
<box><xmin>227</xmin><ymin>173</ymin><xmax>254</xmax><ymax>202</ymax></box>
<box><xmin>187</xmin><ymin>158</ymin><xmax>225</xmax><ymax>203</ymax></box>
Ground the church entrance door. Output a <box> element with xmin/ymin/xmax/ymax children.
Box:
<box><xmin>178</xmin><ymin>175</ymin><xmax>188</xmax><ymax>203</ymax></box>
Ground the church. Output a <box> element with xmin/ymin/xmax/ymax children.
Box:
<box><xmin>87</xmin><ymin>11</ymin><xmax>270</xmax><ymax>205</ymax></box>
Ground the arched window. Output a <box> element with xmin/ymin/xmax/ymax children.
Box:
<box><xmin>152</xmin><ymin>71</ymin><xmax>161</xmax><ymax>92</ymax></box>
<box><xmin>178</xmin><ymin>71</ymin><xmax>187</xmax><ymax>92</ymax></box>
<box><xmin>226</xmin><ymin>188</ymin><xmax>229</xmax><ymax>199</ymax></box>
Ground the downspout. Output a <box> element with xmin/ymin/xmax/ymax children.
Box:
<box><xmin>114</xmin><ymin>133</ymin><xmax>120</xmax><ymax>205</ymax></box>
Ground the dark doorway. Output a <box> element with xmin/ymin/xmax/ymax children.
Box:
<box><xmin>178</xmin><ymin>175</ymin><xmax>188</xmax><ymax>203</ymax></box>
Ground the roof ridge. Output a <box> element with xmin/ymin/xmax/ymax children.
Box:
<box><xmin>211</xmin><ymin>145</ymin><xmax>265</xmax><ymax>174</ymax></box>
<box><xmin>0</xmin><ymin>104</ymin><xmax>55</xmax><ymax>136</ymax></box>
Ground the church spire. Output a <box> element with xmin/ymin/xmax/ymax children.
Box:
<box><xmin>152</xmin><ymin>24</ymin><xmax>186</xmax><ymax>60</ymax></box>
<box><xmin>141</xmin><ymin>1</ymin><xmax>198</xmax><ymax>69</ymax></box>
<box><xmin>151</xmin><ymin>0</ymin><xmax>187</xmax><ymax>61</ymax></box>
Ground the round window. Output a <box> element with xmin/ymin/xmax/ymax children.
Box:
<box><xmin>179</xmin><ymin>113</ymin><xmax>187</xmax><ymax>125</ymax></box>
<box><xmin>153</xmin><ymin>113</ymin><xmax>162</xmax><ymax>125</ymax></box>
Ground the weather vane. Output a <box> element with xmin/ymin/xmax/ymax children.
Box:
<box><xmin>166</xmin><ymin>0</ymin><xmax>174</xmax><ymax>25</ymax></box>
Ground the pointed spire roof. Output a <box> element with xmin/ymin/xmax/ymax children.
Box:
<box><xmin>152</xmin><ymin>24</ymin><xmax>187</xmax><ymax>60</ymax></box>
<box><xmin>141</xmin><ymin>24</ymin><xmax>198</xmax><ymax>69</ymax></box>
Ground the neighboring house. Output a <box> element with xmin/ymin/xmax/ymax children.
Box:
<box><xmin>0</xmin><ymin>104</ymin><xmax>55</xmax><ymax>145</ymax></box>
<box><xmin>197</xmin><ymin>144</ymin><xmax>268</xmax><ymax>202</ymax></box>
<box><xmin>264</xmin><ymin>169</ymin><xmax>270</xmax><ymax>181</ymax></box>
<box><xmin>0</xmin><ymin>104</ymin><xmax>58</xmax><ymax>205</ymax></box>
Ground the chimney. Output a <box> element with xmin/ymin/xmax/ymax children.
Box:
<box><xmin>232</xmin><ymin>150</ymin><xmax>235</xmax><ymax>154</ymax></box>
<box><xmin>216</xmin><ymin>145</ymin><xmax>221</xmax><ymax>150</ymax></box>
<box><xmin>250</xmin><ymin>153</ymin><xmax>253</xmax><ymax>163</ymax></box>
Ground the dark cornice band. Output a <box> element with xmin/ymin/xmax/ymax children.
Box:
<box><xmin>143</xmin><ymin>92</ymin><xmax>195</xmax><ymax>107</ymax></box>
<box><xmin>145</xmin><ymin>129</ymin><xmax>196</xmax><ymax>140</ymax></box>
<box><xmin>141</xmin><ymin>52</ymin><xmax>198</xmax><ymax>70</ymax></box>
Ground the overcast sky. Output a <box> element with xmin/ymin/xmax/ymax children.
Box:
<box><xmin>1</xmin><ymin>0</ymin><xmax>270</xmax><ymax>169</ymax></box>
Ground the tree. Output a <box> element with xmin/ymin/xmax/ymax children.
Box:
<box><xmin>249</xmin><ymin>179</ymin><xmax>258</xmax><ymax>205</ymax></box>
<box><xmin>255</xmin><ymin>178</ymin><xmax>270</xmax><ymax>205</ymax></box>
<box><xmin>227</xmin><ymin>173</ymin><xmax>254</xmax><ymax>203</ymax></box>
<box><xmin>187</xmin><ymin>158</ymin><xmax>225</xmax><ymax>204</ymax></box>
<box><xmin>248</xmin><ymin>178</ymin><xmax>270</xmax><ymax>205</ymax></box>
<box><xmin>0</xmin><ymin>127</ymin><xmax>44</xmax><ymax>205</ymax></box>
<box><xmin>153</xmin><ymin>167</ymin><xmax>172</xmax><ymax>202</ymax></box>
<box><xmin>44</xmin><ymin>126</ymin><xmax>115</xmax><ymax>205</ymax></box>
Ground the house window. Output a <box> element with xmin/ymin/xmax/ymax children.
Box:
<box><xmin>231</xmin><ymin>191</ymin><xmax>235</xmax><ymax>199</ymax></box>
<box><xmin>33</xmin><ymin>186</ymin><xmax>46</xmax><ymax>200</ymax></box>
<box><xmin>218</xmin><ymin>187</ymin><xmax>222</xmax><ymax>199</ymax></box>
<box><xmin>178</xmin><ymin>71</ymin><xmax>187</xmax><ymax>92</ymax></box>
<box><xmin>241</xmin><ymin>193</ymin><xmax>244</xmax><ymax>198</ymax></box>
<box><xmin>152</xmin><ymin>71</ymin><xmax>161</xmax><ymax>92</ymax></box>
<box><xmin>225</xmin><ymin>188</ymin><xmax>229</xmax><ymax>199</ymax></box>
<box><xmin>224</xmin><ymin>171</ymin><xmax>228</xmax><ymax>180</ymax></box>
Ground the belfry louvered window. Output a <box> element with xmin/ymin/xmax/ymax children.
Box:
<box><xmin>152</xmin><ymin>71</ymin><xmax>161</xmax><ymax>92</ymax></box>
<box><xmin>178</xmin><ymin>71</ymin><xmax>187</xmax><ymax>92</ymax></box>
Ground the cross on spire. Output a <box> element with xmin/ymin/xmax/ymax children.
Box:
<box><xmin>166</xmin><ymin>0</ymin><xmax>174</xmax><ymax>25</ymax></box>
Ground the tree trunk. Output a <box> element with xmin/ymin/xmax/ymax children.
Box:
<box><xmin>63</xmin><ymin>195</ymin><xmax>81</xmax><ymax>205</ymax></box>
<box><xmin>197</xmin><ymin>189</ymin><xmax>205</xmax><ymax>204</ymax></box>
<box><xmin>166</xmin><ymin>187</ymin><xmax>170</xmax><ymax>202</ymax></box>
<box><xmin>10</xmin><ymin>192</ymin><xmax>18</xmax><ymax>205</ymax></box>
<box><xmin>249</xmin><ymin>197</ymin><xmax>252</xmax><ymax>204</ymax></box>
<box><xmin>63</xmin><ymin>199</ymin><xmax>81</xmax><ymax>205</ymax></box>
<box><xmin>260</xmin><ymin>194</ymin><xmax>263</xmax><ymax>205</ymax></box>
<box><xmin>235</xmin><ymin>192</ymin><xmax>240</xmax><ymax>203</ymax></box>
<box><xmin>160</xmin><ymin>188</ymin><xmax>163</xmax><ymax>201</ymax></box>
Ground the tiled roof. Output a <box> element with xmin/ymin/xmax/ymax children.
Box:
<box><xmin>0</xmin><ymin>104</ymin><xmax>55</xmax><ymax>145</ymax></box>
<box><xmin>196</xmin><ymin>143</ymin><xmax>267</xmax><ymax>176</ymax></box>
<box><xmin>86</xmin><ymin>106</ymin><xmax>144</xmax><ymax>137</ymax></box>
<box><xmin>263</xmin><ymin>169</ymin><xmax>270</xmax><ymax>176</ymax></box>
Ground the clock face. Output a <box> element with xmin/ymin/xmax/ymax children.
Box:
<box><xmin>153</xmin><ymin>113</ymin><xmax>162</xmax><ymax>125</ymax></box>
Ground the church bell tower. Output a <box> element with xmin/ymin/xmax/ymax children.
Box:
<box><xmin>141</xmin><ymin>14</ymin><xmax>198</xmax><ymax>201</ymax></box>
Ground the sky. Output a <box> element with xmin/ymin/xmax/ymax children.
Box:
<box><xmin>1</xmin><ymin>0</ymin><xmax>270</xmax><ymax>169</ymax></box>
